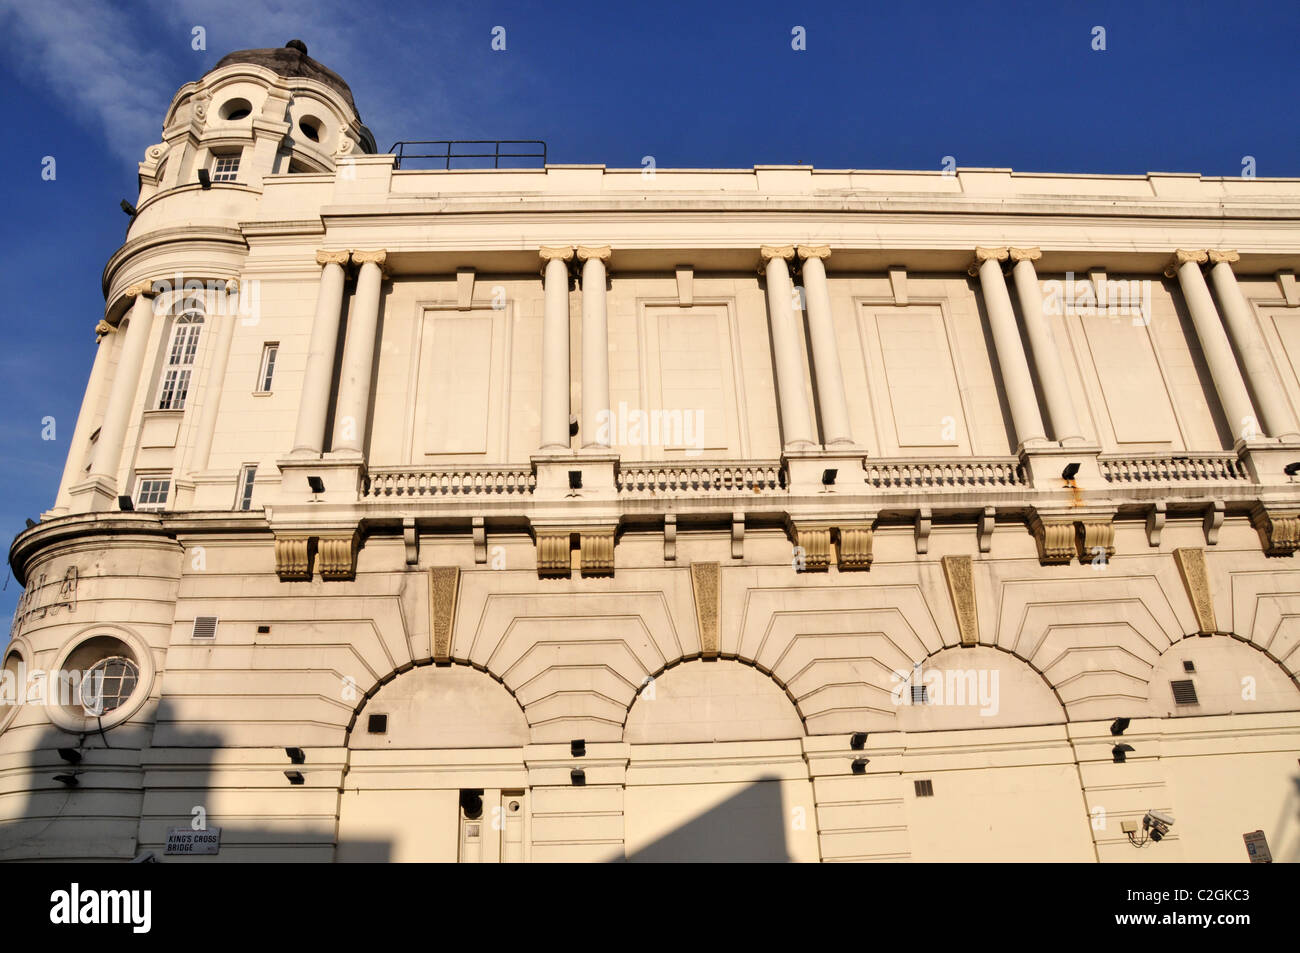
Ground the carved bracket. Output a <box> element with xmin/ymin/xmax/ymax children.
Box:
<box><xmin>536</xmin><ymin>530</ymin><xmax>572</xmax><ymax>577</ymax></box>
<box><xmin>1251</xmin><ymin>503</ymin><xmax>1300</xmax><ymax>557</ymax></box>
<box><xmin>1029</xmin><ymin>515</ymin><xmax>1075</xmax><ymax>565</ymax></box>
<box><xmin>1076</xmin><ymin>519</ymin><xmax>1115</xmax><ymax>562</ymax></box>
<box><xmin>580</xmin><ymin>530</ymin><xmax>615</xmax><ymax>577</ymax></box>
<box><xmin>274</xmin><ymin>537</ymin><xmax>312</xmax><ymax>581</ymax></box>
<box><xmin>318</xmin><ymin>533</ymin><xmax>359</xmax><ymax>580</ymax></box>
<box><xmin>838</xmin><ymin>524</ymin><xmax>875</xmax><ymax>571</ymax></box>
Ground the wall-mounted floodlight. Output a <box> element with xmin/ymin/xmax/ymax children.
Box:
<box><xmin>571</xmin><ymin>739</ymin><xmax>586</xmax><ymax>757</ymax></box>
<box><xmin>850</xmin><ymin>732</ymin><xmax>867</xmax><ymax>750</ymax></box>
<box><xmin>822</xmin><ymin>468</ymin><xmax>838</xmax><ymax>486</ymax></box>
<box><xmin>307</xmin><ymin>476</ymin><xmax>325</xmax><ymax>494</ymax></box>
<box><xmin>851</xmin><ymin>757</ymin><xmax>870</xmax><ymax>775</ymax></box>
<box><xmin>197</xmin><ymin>168</ymin><xmax>211</xmax><ymax>189</ymax></box>
<box><xmin>284</xmin><ymin>770</ymin><xmax>304</xmax><ymax>785</ymax></box>
<box><xmin>1110</xmin><ymin>717</ymin><xmax>1131</xmax><ymax>736</ymax></box>
<box><xmin>120</xmin><ymin>199</ymin><xmax>137</xmax><ymax>216</ymax></box>
<box><xmin>25</xmin><ymin>518</ymin><xmax>36</xmax><ymax>529</ymax></box>
<box><xmin>57</xmin><ymin>748</ymin><xmax>82</xmax><ymax>765</ymax></box>
<box><xmin>1285</xmin><ymin>462</ymin><xmax>1300</xmax><ymax>476</ymax></box>
<box><xmin>568</xmin><ymin>470</ymin><xmax>583</xmax><ymax>490</ymax></box>
<box><xmin>285</xmin><ymin>746</ymin><xmax>306</xmax><ymax>764</ymax></box>
<box><xmin>1112</xmin><ymin>743</ymin><xmax>1134</xmax><ymax>763</ymax></box>
<box><xmin>570</xmin><ymin>768</ymin><xmax>586</xmax><ymax>786</ymax></box>
<box><xmin>117</xmin><ymin>495</ymin><xmax>134</xmax><ymax>512</ymax></box>
<box><xmin>1061</xmin><ymin>462</ymin><xmax>1081</xmax><ymax>481</ymax></box>
<box><xmin>53</xmin><ymin>774</ymin><xmax>79</xmax><ymax>787</ymax></box>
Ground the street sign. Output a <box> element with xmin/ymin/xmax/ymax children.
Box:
<box><xmin>1243</xmin><ymin>829</ymin><xmax>1272</xmax><ymax>863</ymax></box>
<box><xmin>165</xmin><ymin>827</ymin><xmax>221</xmax><ymax>855</ymax></box>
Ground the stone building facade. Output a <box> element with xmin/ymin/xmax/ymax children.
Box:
<box><xmin>3</xmin><ymin>42</ymin><xmax>1299</xmax><ymax>862</ymax></box>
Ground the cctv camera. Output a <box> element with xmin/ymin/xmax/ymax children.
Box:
<box><xmin>1147</xmin><ymin>809</ymin><xmax>1174</xmax><ymax>828</ymax></box>
<box><xmin>1143</xmin><ymin>809</ymin><xmax>1174</xmax><ymax>841</ymax></box>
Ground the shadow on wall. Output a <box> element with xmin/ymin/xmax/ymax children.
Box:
<box><xmin>0</xmin><ymin>700</ymin><xmax>391</xmax><ymax>862</ymax></box>
<box><xmin>622</xmin><ymin>776</ymin><xmax>790</xmax><ymax>863</ymax></box>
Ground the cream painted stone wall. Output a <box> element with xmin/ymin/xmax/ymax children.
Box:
<box><xmin>5</xmin><ymin>46</ymin><xmax>1300</xmax><ymax>863</ymax></box>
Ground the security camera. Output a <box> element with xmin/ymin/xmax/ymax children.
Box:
<box><xmin>1143</xmin><ymin>810</ymin><xmax>1174</xmax><ymax>841</ymax></box>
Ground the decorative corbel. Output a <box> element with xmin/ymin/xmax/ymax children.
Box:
<box><xmin>1173</xmin><ymin>548</ymin><xmax>1217</xmax><ymax>635</ymax></box>
<box><xmin>789</xmin><ymin>521</ymin><xmax>832</xmax><ymax>572</ymax></box>
<box><xmin>274</xmin><ymin>536</ymin><xmax>312</xmax><ymax>581</ymax></box>
<box><xmin>664</xmin><ymin>514</ymin><xmax>677</xmax><ymax>562</ymax></box>
<box><xmin>536</xmin><ymin>530</ymin><xmax>571</xmax><ymax>577</ymax></box>
<box><xmin>978</xmin><ymin>506</ymin><xmax>996</xmax><ymax>554</ymax></box>
<box><xmin>1077</xmin><ymin>519</ymin><xmax>1115</xmax><ymax>562</ymax></box>
<box><xmin>318</xmin><ymin>532</ymin><xmax>360</xmax><ymax>580</ymax></box>
<box><xmin>472</xmin><ymin>516</ymin><xmax>487</xmax><ymax>564</ymax></box>
<box><xmin>1250</xmin><ymin>503</ymin><xmax>1300</xmax><ymax>557</ymax></box>
<box><xmin>579</xmin><ymin>530</ymin><xmax>616</xmax><ymax>577</ymax></box>
<box><xmin>731</xmin><ymin>512</ymin><xmax>745</xmax><ymax>559</ymax></box>
<box><xmin>1203</xmin><ymin>501</ymin><xmax>1225</xmax><ymax>546</ymax></box>
<box><xmin>403</xmin><ymin>517</ymin><xmax>418</xmax><ymax>566</ymax></box>
<box><xmin>456</xmin><ymin>268</ymin><xmax>475</xmax><ymax>310</ymax></box>
<box><xmin>1029</xmin><ymin>513</ymin><xmax>1074</xmax><ymax>565</ymax></box>
<box><xmin>837</xmin><ymin>523</ymin><xmax>874</xmax><ymax>570</ymax></box>
<box><xmin>914</xmin><ymin>507</ymin><xmax>932</xmax><ymax>555</ymax></box>
<box><xmin>1146</xmin><ymin>502</ymin><xmax>1167</xmax><ymax>547</ymax></box>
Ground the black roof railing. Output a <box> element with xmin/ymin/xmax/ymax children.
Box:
<box><xmin>388</xmin><ymin>139</ymin><xmax>547</xmax><ymax>170</ymax></box>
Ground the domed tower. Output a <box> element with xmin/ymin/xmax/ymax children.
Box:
<box><xmin>137</xmin><ymin>39</ymin><xmax>375</xmax><ymax>200</ymax></box>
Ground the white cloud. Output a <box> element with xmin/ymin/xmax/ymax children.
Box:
<box><xmin>0</xmin><ymin>0</ymin><xmax>176</xmax><ymax>165</ymax></box>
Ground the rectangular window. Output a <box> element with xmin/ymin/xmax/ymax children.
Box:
<box><xmin>157</xmin><ymin>315</ymin><xmax>203</xmax><ymax>410</ymax></box>
<box><xmin>257</xmin><ymin>343</ymin><xmax>278</xmax><ymax>393</ymax></box>
<box><xmin>237</xmin><ymin>465</ymin><xmax>257</xmax><ymax>511</ymax></box>
<box><xmin>135</xmin><ymin>477</ymin><xmax>170</xmax><ymax>511</ymax></box>
<box><xmin>211</xmin><ymin>153</ymin><xmax>241</xmax><ymax>182</ymax></box>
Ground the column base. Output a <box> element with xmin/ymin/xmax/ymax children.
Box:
<box><xmin>782</xmin><ymin>450</ymin><xmax>866</xmax><ymax>496</ymax></box>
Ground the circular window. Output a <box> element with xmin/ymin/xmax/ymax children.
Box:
<box><xmin>221</xmin><ymin>98</ymin><xmax>252</xmax><ymax>121</ymax></box>
<box><xmin>298</xmin><ymin>116</ymin><xmax>322</xmax><ymax>142</ymax></box>
<box><xmin>79</xmin><ymin>656</ymin><xmax>140</xmax><ymax>715</ymax></box>
<box><xmin>48</xmin><ymin>629</ymin><xmax>153</xmax><ymax>732</ymax></box>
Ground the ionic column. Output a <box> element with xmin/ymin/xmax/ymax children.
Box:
<box><xmin>332</xmin><ymin>250</ymin><xmax>386</xmax><ymax>455</ymax></box>
<box><xmin>762</xmin><ymin>245</ymin><xmax>817</xmax><ymax>449</ymax></box>
<box><xmin>291</xmin><ymin>250</ymin><xmax>350</xmax><ymax>455</ymax></box>
<box><xmin>1166</xmin><ymin>249</ymin><xmax>1260</xmax><ymax>442</ymax></box>
<box><xmin>1008</xmin><ymin>247</ymin><xmax>1084</xmax><ymax>444</ymax></box>
<box><xmin>190</xmin><ymin>278</ymin><xmax>240</xmax><ymax>472</ymax></box>
<box><xmin>797</xmin><ymin>245</ymin><xmax>854</xmax><ymax>447</ymax></box>
<box><xmin>539</xmin><ymin>246</ymin><xmax>575</xmax><ymax>450</ymax></box>
<box><xmin>970</xmin><ymin>247</ymin><xmax>1046</xmax><ymax>446</ymax></box>
<box><xmin>89</xmin><ymin>281</ymin><xmax>159</xmax><ymax>484</ymax></box>
<box><xmin>577</xmin><ymin>245</ymin><xmax>612</xmax><ymax>449</ymax></box>
<box><xmin>1207</xmin><ymin>250</ymin><xmax>1300</xmax><ymax>440</ymax></box>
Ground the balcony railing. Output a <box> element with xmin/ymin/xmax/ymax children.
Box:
<box><xmin>363</xmin><ymin>466</ymin><xmax>536</xmax><ymax>498</ymax></box>
<box><xmin>388</xmin><ymin>139</ymin><xmax>548</xmax><ymax>170</ymax></box>
<box><xmin>863</xmin><ymin>457</ymin><xmax>1028</xmax><ymax>490</ymax></box>
<box><xmin>617</xmin><ymin>461</ymin><xmax>784</xmax><ymax>494</ymax></box>
<box><xmin>1099</xmin><ymin>453</ymin><xmax>1250</xmax><ymax>485</ymax></box>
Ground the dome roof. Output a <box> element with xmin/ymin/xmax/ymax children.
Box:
<box><xmin>207</xmin><ymin>40</ymin><xmax>358</xmax><ymax>113</ymax></box>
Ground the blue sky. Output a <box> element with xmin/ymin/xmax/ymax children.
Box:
<box><xmin>0</xmin><ymin>0</ymin><xmax>1297</xmax><ymax>624</ymax></box>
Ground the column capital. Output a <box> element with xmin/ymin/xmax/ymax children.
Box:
<box><xmin>94</xmin><ymin>319</ymin><xmax>116</xmax><ymax>340</ymax></box>
<box><xmin>1164</xmin><ymin>248</ymin><xmax>1208</xmax><ymax>276</ymax></box>
<box><xmin>967</xmin><ymin>246</ymin><xmax>1009</xmax><ymax>276</ymax></box>
<box><xmin>315</xmin><ymin>249</ymin><xmax>351</xmax><ymax>267</ymax></box>
<box><xmin>539</xmin><ymin>245</ymin><xmax>575</xmax><ymax>262</ymax></box>
<box><xmin>124</xmin><ymin>280</ymin><xmax>159</xmax><ymax>299</ymax></box>
<box><xmin>1208</xmin><ymin>249</ymin><xmax>1240</xmax><ymax>265</ymax></box>
<box><xmin>1008</xmin><ymin>246</ymin><xmax>1042</xmax><ymax>263</ymax></box>
<box><xmin>796</xmin><ymin>244</ymin><xmax>831</xmax><ymax>261</ymax></box>
<box><xmin>576</xmin><ymin>244</ymin><xmax>611</xmax><ymax>263</ymax></box>
<box><xmin>351</xmin><ymin>250</ymin><xmax>388</xmax><ymax>268</ymax></box>
<box><xmin>760</xmin><ymin>244</ymin><xmax>796</xmax><ymax>263</ymax></box>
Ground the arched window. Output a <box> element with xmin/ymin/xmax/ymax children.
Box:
<box><xmin>158</xmin><ymin>300</ymin><xmax>204</xmax><ymax>410</ymax></box>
